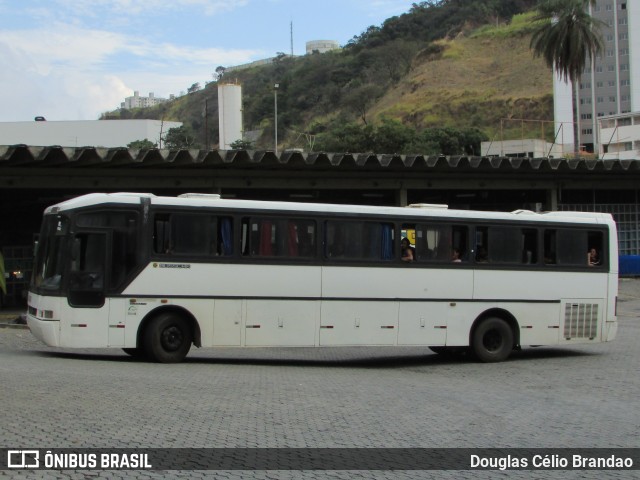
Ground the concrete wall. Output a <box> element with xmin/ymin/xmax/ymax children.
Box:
<box><xmin>0</xmin><ymin>119</ymin><xmax>182</xmax><ymax>148</ymax></box>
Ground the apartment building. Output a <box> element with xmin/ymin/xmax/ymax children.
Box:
<box><xmin>121</xmin><ymin>91</ymin><xmax>173</xmax><ymax>110</ymax></box>
<box><xmin>554</xmin><ymin>0</ymin><xmax>640</xmax><ymax>154</ymax></box>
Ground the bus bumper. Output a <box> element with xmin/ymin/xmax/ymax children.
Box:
<box><xmin>604</xmin><ymin>319</ymin><xmax>618</xmax><ymax>342</ymax></box>
<box><xmin>27</xmin><ymin>315</ymin><xmax>61</xmax><ymax>347</ymax></box>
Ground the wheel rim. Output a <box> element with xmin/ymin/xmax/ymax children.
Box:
<box><xmin>161</xmin><ymin>325</ymin><xmax>184</xmax><ymax>352</ymax></box>
<box><xmin>482</xmin><ymin>328</ymin><xmax>503</xmax><ymax>353</ymax></box>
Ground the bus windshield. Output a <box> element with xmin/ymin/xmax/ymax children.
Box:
<box><xmin>32</xmin><ymin>214</ymin><xmax>70</xmax><ymax>292</ymax></box>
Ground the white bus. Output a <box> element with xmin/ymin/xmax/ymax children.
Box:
<box><xmin>27</xmin><ymin>193</ymin><xmax>618</xmax><ymax>363</ymax></box>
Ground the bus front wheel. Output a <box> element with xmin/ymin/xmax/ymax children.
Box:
<box><xmin>471</xmin><ymin>317</ymin><xmax>514</xmax><ymax>363</ymax></box>
<box><xmin>143</xmin><ymin>313</ymin><xmax>193</xmax><ymax>363</ymax></box>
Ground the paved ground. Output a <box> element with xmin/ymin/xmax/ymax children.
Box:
<box><xmin>0</xmin><ymin>279</ymin><xmax>639</xmax><ymax>479</ymax></box>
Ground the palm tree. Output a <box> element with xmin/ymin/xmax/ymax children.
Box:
<box><xmin>530</xmin><ymin>0</ymin><xmax>604</xmax><ymax>154</ymax></box>
<box><xmin>530</xmin><ymin>0</ymin><xmax>603</xmax><ymax>82</ymax></box>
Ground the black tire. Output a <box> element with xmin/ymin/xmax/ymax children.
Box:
<box><xmin>471</xmin><ymin>317</ymin><xmax>514</xmax><ymax>363</ymax></box>
<box><xmin>143</xmin><ymin>312</ymin><xmax>193</xmax><ymax>363</ymax></box>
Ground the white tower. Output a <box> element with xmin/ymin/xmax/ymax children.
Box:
<box><xmin>218</xmin><ymin>83</ymin><xmax>243</xmax><ymax>150</ymax></box>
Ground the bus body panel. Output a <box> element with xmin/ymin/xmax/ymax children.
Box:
<box><xmin>26</xmin><ymin>294</ymin><xmax>62</xmax><ymax>347</ymax></box>
<box><xmin>321</xmin><ymin>266</ymin><xmax>474</xmax><ymax>300</ymax></box>
<box><xmin>397</xmin><ymin>302</ymin><xmax>449</xmax><ymax>346</ymax></box>
<box><xmin>472</xmin><ymin>270</ymin><xmax>609</xmax><ymax>302</ymax></box>
<box><xmin>212</xmin><ymin>299</ymin><xmax>243</xmax><ymax>346</ymax></box>
<box><xmin>245</xmin><ymin>300</ymin><xmax>318</xmax><ymax>346</ymax></box>
<box><xmin>124</xmin><ymin>263</ymin><xmax>322</xmax><ymax>299</ymax></box>
<box><xmin>319</xmin><ymin>300</ymin><xmax>399</xmax><ymax>345</ymax></box>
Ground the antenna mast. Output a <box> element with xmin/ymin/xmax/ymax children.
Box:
<box><xmin>290</xmin><ymin>21</ymin><xmax>294</xmax><ymax>56</ymax></box>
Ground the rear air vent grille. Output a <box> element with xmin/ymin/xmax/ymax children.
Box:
<box><xmin>564</xmin><ymin>303</ymin><xmax>598</xmax><ymax>339</ymax></box>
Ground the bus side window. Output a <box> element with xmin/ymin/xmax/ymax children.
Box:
<box><xmin>452</xmin><ymin>225</ymin><xmax>468</xmax><ymax>262</ymax></box>
<box><xmin>522</xmin><ymin>228</ymin><xmax>538</xmax><ymax>264</ymax></box>
<box><xmin>401</xmin><ymin>224</ymin><xmax>416</xmax><ymax>262</ymax></box>
<box><xmin>243</xmin><ymin>218</ymin><xmax>316</xmax><ymax>258</ymax></box>
<box><xmin>557</xmin><ymin>229</ymin><xmax>588</xmax><ymax>266</ymax></box>
<box><xmin>475</xmin><ymin>227</ymin><xmax>489</xmax><ymax>262</ymax></box>
<box><xmin>544</xmin><ymin>230</ymin><xmax>556</xmax><ymax>264</ymax></box>
<box><xmin>546</xmin><ymin>229</ymin><xmax>601</xmax><ymax>267</ymax></box>
<box><xmin>325</xmin><ymin>221</ymin><xmax>393</xmax><ymax>261</ymax></box>
<box><xmin>154</xmin><ymin>214</ymin><xmax>171</xmax><ymax>254</ymax></box>
<box><xmin>588</xmin><ymin>231</ymin><xmax>604</xmax><ymax>266</ymax></box>
<box><xmin>217</xmin><ymin>217</ymin><xmax>233</xmax><ymax>256</ymax></box>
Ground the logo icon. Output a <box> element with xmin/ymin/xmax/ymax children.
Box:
<box><xmin>8</xmin><ymin>450</ymin><xmax>39</xmax><ymax>468</ymax></box>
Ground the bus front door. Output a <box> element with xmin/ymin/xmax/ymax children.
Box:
<box><xmin>65</xmin><ymin>231</ymin><xmax>114</xmax><ymax>347</ymax></box>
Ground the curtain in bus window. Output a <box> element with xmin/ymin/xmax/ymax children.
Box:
<box><xmin>381</xmin><ymin>223</ymin><xmax>393</xmax><ymax>260</ymax></box>
<box><xmin>259</xmin><ymin>220</ymin><xmax>273</xmax><ymax>256</ymax></box>
<box><xmin>288</xmin><ymin>221</ymin><xmax>299</xmax><ymax>257</ymax></box>
<box><xmin>419</xmin><ymin>225</ymin><xmax>450</xmax><ymax>262</ymax></box>
<box><xmin>220</xmin><ymin>217</ymin><xmax>233</xmax><ymax>256</ymax></box>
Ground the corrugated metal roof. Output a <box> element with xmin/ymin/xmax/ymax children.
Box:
<box><xmin>1</xmin><ymin>144</ymin><xmax>639</xmax><ymax>172</ymax></box>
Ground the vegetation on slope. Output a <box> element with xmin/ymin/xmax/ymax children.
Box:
<box><xmin>106</xmin><ymin>0</ymin><xmax>553</xmax><ymax>155</ymax></box>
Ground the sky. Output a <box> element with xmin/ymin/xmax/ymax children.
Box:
<box><xmin>0</xmin><ymin>0</ymin><xmax>415</xmax><ymax>122</ymax></box>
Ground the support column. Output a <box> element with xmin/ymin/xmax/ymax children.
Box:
<box><xmin>396</xmin><ymin>187</ymin><xmax>408</xmax><ymax>207</ymax></box>
<box><xmin>546</xmin><ymin>186</ymin><xmax>559</xmax><ymax>211</ymax></box>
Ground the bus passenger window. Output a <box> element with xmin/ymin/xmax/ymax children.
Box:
<box><xmin>522</xmin><ymin>229</ymin><xmax>537</xmax><ymax>264</ymax></box>
<box><xmin>244</xmin><ymin>218</ymin><xmax>316</xmax><ymax>258</ymax></box>
<box><xmin>218</xmin><ymin>217</ymin><xmax>233</xmax><ymax>256</ymax></box>
<box><xmin>487</xmin><ymin>227</ymin><xmax>522</xmax><ymax>264</ymax></box>
<box><xmin>325</xmin><ymin>221</ymin><xmax>394</xmax><ymax>261</ymax></box>
<box><xmin>557</xmin><ymin>229</ymin><xmax>588</xmax><ymax>266</ymax></box>
<box><xmin>544</xmin><ymin>230</ymin><xmax>556</xmax><ymax>264</ymax></box>
<box><xmin>401</xmin><ymin>224</ymin><xmax>416</xmax><ymax>262</ymax></box>
<box><xmin>588</xmin><ymin>231</ymin><xmax>604</xmax><ymax>266</ymax></box>
<box><xmin>545</xmin><ymin>229</ymin><xmax>602</xmax><ymax>267</ymax></box>
<box><xmin>475</xmin><ymin>227</ymin><xmax>489</xmax><ymax>262</ymax></box>
<box><xmin>451</xmin><ymin>225</ymin><xmax>468</xmax><ymax>262</ymax></box>
<box><xmin>289</xmin><ymin>220</ymin><xmax>316</xmax><ymax>258</ymax></box>
<box><xmin>417</xmin><ymin>225</ymin><xmax>449</xmax><ymax>261</ymax></box>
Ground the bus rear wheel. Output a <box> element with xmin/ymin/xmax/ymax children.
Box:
<box><xmin>143</xmin><ymin>312</ymin><xmax>193</xmax><ymax>363</ymax></box>
<box><xmin>471</xmin><ymin>317</ymin><xmax>514</xmax><ymax>363</ymax></box>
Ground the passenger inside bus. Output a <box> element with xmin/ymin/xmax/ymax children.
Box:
<box><xmin>451</xmin><ymin>248</ymin><xmax>462</xmax><ymax>263</ymax></box>
<box><xmin>588</xmin><ymin>248</ymin><xmax>600</xmax><ymax>266</ymax></box>
<box><xmin>401</xmin><ymin>238</ymin><xmax>414</xmax><ymax>262</ymax></box>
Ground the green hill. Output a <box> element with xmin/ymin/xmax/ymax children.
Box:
<box><xmin>370</xmin><ymin>12</ymin><xmax>553</xmax><ymax>142</ymax></box>
<box><xmin>105</xmin><ymin>4</ymin><xmax>553</xmax><ymax>154</ymax></box>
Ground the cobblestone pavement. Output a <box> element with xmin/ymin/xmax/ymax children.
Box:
<box><xmin>1</xmin><ymin>280</ymin><xmax>639</xmax><ymax>479</ymax></box>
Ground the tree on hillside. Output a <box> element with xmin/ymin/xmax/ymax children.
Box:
<box><xmin>343</xmin><ymin>84</ymin><xmax>384</xmax><ymax>125</ymax></box>
<box><xmin>229</xmin><ymin>139</ymin><xmax>254</xmax><ymax>150</ymax></box>
<box><xmin>530</xmin><ymin>0</ymin><xmax>603</xmax><ymax>83</ymax></box>
<box><xmin>187</xmin><ymin>83</ymin><xmax>201</xmax><ymax>95</ymax></box>
<box><xmin>127</xmin><ymin>139</ymin><xmax>156</xmax><ymax>149</ymax></box>
<box><xmin>163</xmin><ymin>126</ymin><xmax>198</xmax><ymax>149</ymax></box>
<box><xmin>213</xmin><ymin>66</ymin><xmax>226</xmax><ymax>82</ymax></box>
